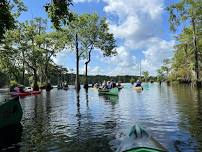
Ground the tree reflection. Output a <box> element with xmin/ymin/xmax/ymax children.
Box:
<box><xmin>0</xmin><ymin>124</ymin><xmax>22</xmax><ymax>151</ymax></box>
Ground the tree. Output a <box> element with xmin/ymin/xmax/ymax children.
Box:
<box><xmin>167</xmin><ymin>0</ymin><xmax>202</xmax><ymax>85</ymax></box>
<box><xmin>63</xmin><ymin>13</ymin><xmax>116</xmax><ymax>92</ymax></box>
<box><xmin>157</xmin><ymin>68</ymin><xmax>165</xmax><ymax>83</ymax></box>
<box><xmin>142</xmin><ymin>71</ymin><xmax>149</xmax><ymax>82</ymax></box>
<box><xmin>130</xmin><ymin>78</ymin><xmax>135</xmax><ymax>84</ymax></box>
<box><xmin>170</xmin><ymin>29</ymin><xmax>194</xmax><ymax>82</ymax></box>
<box><xmin>0</xmin><ymin>0</ymin><xmax>26</xmax><ymax>42</ymax></box>
<box><xmin>36</xmin><ymin>31</ymin><xmax>66</xmax><ymax>85</ymax></box>
<box><xmin>0</xmin><ymin>29</ymin><xmax>22</xmax><ymax>82</ymax></box>
<box><xmin>76</xmin><ymin>14</ymin><xmax>116</xmax><ymax>90</ymax></box>
<box><xmin>44</xmin><ymin>0</ymin><xmax>74</xmax><ymax>29</ymax></box>
<box><xmin>2</xmin><ymin>18</ymin><xmax>47</xmax><ymax>90</ymax></box>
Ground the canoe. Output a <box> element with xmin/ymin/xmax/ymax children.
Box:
<box><xmin>117</xmin><ymin>125</ymin><xmax>167</xmax><ymax>152</ymax></box>
<box><xmin>134</xmin><ymin>87</ymin><xmax>143</xmax><ymax>91</ymax></box>
<box><xmin>0</xmin><ymin>97</ymin><xmax>23</xmax><ymax>129</ymax></box>
<box><xmin>98</xmin><ymin>88</ymin><xmax>119</xmax><ymax>96</ymax></box>
<box><xmin>10</xmin><ymin>91</ymin><xmax>41</xmax><ymax>97</ymax></box>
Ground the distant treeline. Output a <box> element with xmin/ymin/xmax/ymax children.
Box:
<box><xmin>50</xmin><ymin>74</ymin><xmax>157</xmax><ymax>85</ymax></box>
<box><xmin>0</xmin><ymin>71</ymin><xmax>157</xmax><ymax>87</ymax></box>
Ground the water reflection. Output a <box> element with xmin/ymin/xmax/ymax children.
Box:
<box><xmin>99</xmin><ymin>95</ymin><xmax>119</xmax><ymax>105</ymax></box>
<box><xmin>0</xmin><ymin>124</ymin><xmax>22</xmax><ymax>151</ymax></box>
<box><xmin>170</xmin><ymin>85</ymin><xmax>202</xmax><ymax>151</ymax></box>
<box><xmin>0</xmin><ymin>84</ymin><xmax>202</xmax><ymax>151</ymax></box>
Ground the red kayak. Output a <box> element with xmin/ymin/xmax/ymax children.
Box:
<box><xmin>31</xmin><ymin>91</ymin><xmax>41</xmax><ymax>95</ymax></box>
<box><xmin>10</xmin><ymin>91</ymin><xmax>41</xmax><ymax>97</ymax></box>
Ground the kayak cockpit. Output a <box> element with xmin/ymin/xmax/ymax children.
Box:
<box><xmin>125</xmin><ymin>147</ymin><xmax>166</xmax><ymax>152</ymax></box>
<box><xmin>116</xmin><ymin>125</ymin><xmax>167</xmax><ymax>152</ymax></box>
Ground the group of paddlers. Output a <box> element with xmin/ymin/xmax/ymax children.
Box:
<box><xmin>93</xmin><ymin>80</ymin><xmax>122</xmax><ymax>89</ymax></box>
<box><xmin>10</xmin><ymin>85</ymin><xmax>27</xmax><ymax>93</ymax></box>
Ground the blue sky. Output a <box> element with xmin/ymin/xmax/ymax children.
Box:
<box><xmin>19</xmin><ymin>0</ymin><xmax>177</xmax><ymax>76</ymax></box>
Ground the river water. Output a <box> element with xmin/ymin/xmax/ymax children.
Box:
<box><xmin>0</xmin><ymin>83</ymin><xmax>202</xmax><ymax>152</ymax></box>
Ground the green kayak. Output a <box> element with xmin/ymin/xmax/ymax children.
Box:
<box><xmin>117</xmin><ymin>125</ymin><xmax>167</xmax><ymax>152</ymax></box>
<box><xmin>98</xmin><ymin>88</ymin><xmax>119</xmax><ymax>96</ymax></box>
<box><xmin>0</xmin><ymin>97</ymin><xmax>23</xmax><ymax>129</ymax></box>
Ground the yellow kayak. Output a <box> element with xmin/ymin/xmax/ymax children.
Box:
<box><xmin>134</xmin><ymin>86</ymin><xmax>143</xmax><ymax>91</ymax></box>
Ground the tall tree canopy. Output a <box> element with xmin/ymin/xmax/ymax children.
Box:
<box><xmin>0</xmin><ymin>0</ymin><xmax>26</xmax><ymax>42</ymax></box>
<box><xmin>167</xmin><ymin>0</ymin><xmax>202</xmax><ymax>85</ymax></box>
<box><xmin>63</xmin><ymin>13</ymin><xmax>117</xmax><ymax>91</ymax></box>
<box><xmin>44</xmin><ymin>0</ymin><xmax>74</xmax><ymax>29</ymax></box>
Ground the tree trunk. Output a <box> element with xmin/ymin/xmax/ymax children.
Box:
<box><xmin>84</xmin><ymin>49</ymin><xmax>92</xmax><ymax>90</ymax></box>
<box><xmin>75</xmin><ymin>33</ymin><xmax>80</xmax><ymax>92</ymax></box>
<box><xmin>45</xmin><ymin>63</ymin><xmax>49</xmax><ymax>83</ymax></box>
<box><xmin>22</xmin><ymin>49</ymin><xmax>25</xmax><ymax>85</ymax></box>
<box><xmin>33</xmin><ymin>69</ymin><xmax>39</xmax><ymax>91</ymax></box>
<box><xmin>191</xmin><ymin>18</ymin><xmax>200</xmax><ymax>86</ymax></box>
<box><xmin>84</xmin><ymin>63</ymin><xmax>88</xmax><ymax>89</ymax></box>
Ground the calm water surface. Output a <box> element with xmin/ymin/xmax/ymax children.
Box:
<box><xmin>0</xmin><ymin>83</ymin><xmax>202</xmax><ymax>152</ymax></box>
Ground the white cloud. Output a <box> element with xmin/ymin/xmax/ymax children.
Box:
<box><xmin>104</xmin><ymin>46</ymin><xmax>135</xmax><ymax>67</ymax></box>
<box><xmin>55</xmin><ymin>0</ymin><xmax>175</xmax><ymax>76</ymax></box>
<box><xmin>101</xmin><ymin>0</ymin><xmax>174</xmax><ymax>75</ymax></box>
<box><xmin>80</xmin><ymin>66</ymin><xmax>106</xmax><ymax>75</ymax></box>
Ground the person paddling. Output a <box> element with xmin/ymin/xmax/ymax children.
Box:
<box><xmin>135</xmin><ymin>80</ymin><xmax>142</xmax><ymax>87</ymax></box>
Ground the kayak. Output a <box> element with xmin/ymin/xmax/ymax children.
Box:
<box><xmin>134</xmin><ymin>87</ymin><xmax>143</xmax><ymax>91</ymax></box>
<box><xmin>117</xmin><ymin>125</ymin><xmax>167</xmax><ymax>152</ymax></box>
<box><xmin>117</xmin><ymin>86</ymin><xmax>124</xmax><ymax>90</ymax></box>
<box><xmin>10</xmin><ymin>92</ymin><xmax>30</xmax><ymax>97</ymax></box>
<box><xmin>98</xmin><ymin>88</ymin><xmax>119</xmax><ymax>96</ymax></box>
<box><xmin>10</xmin><ymin>91</ymin><xmax>41</xmax><ymax>97</ymax></box>
<box><xmin>30</xmin><ymin>91</ymin><xmax>41</xmax><ymax>95</ymax></box>
<box><xmin>63</xmin><ymin>86</ymin><xmax>68</xmax><ymax>90</ymax></box>
<box><xmin>0</xmin><ymin>97</ymin><xmax>23</xmax><ymax>129</ymax></box>
<box><xmin>0</xmin><ymin>88</ymin><xmax>9</xmax><ymax>93</ymax></box>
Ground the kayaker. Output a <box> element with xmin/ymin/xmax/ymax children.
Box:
<box><xmin>107</xmin><ymin>81</ymin><xmax>111</xmax><ymax>89</ymax></box>
<box><xmin>19</xmin><ymin>86</ymin><xmax>25</xmax><ymax>93</ymax></box>
<box><xmin>102</xmin><ymin>80</ymin><xmax>107</xmax><ymax>89</ymax></box>
<box><xmin>14</xmin><ymin>85</ymin><xmax>20</xmax><ymax>93</ymax></box>
<box><xmin>117</xmin><ymin>81</ymin><xmax>122</xmax><ymax>87</ymax></box>
<box><xmin>110</xmin><ymin>80</ymin><xmax>116</xmax><ymax>88</ymax></box>
<box><xmin>135</xmin><ymin>80</ymin><xmax>142</xmax><ymax>87</ymax></box>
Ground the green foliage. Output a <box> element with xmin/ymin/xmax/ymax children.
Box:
<box><xmin>130</xmin><ymin>78</ymin><xmax>135</xmax><ymax>84</ymax></box>
<box><xmin>0</xmin><ymin>17</ymin><xmax>67</xmax><ymax>89</ymax></box>
<box><xmin>63</xmin><ymin>13</ymin><xmax>116</xmax><ymax>87</ymax></box>
<box><xmin>156</xmin><ymin>68</ymin><xmax>165</xmax><ymax>82</ymax></box>
<box><xmin>0</xmin><ymin>70</ymin><xmax>8</xmax><ymax>87</ymax></box>
<box><xmin>9</xmin><ymin>80</ymin><xmax>17</xmax><ymax>87</ymax></box>
<box><xmin>167</xmin><ymin>0</ymin><xmax>202</xmax><ymax>84</ymax></box>
<box><xmin>44</xmin><ymin>0</ymin><xmax>73</xmax><ymax>29</ymax></box>
<box><xmin>142</xmin><ymin>71</ymin><xmax>149</xmax><ymax>82</ymax></box>
<box><xmin>64</xmin><ymin>13</ymin><xmax>117</xmax><ymax>58</ymax></box>
<box><xmin>167</xmin><ymin>0</ymin><xmax>202</xmax><ymax>32</ymax></box>
<box><xmin>0</xmin><ymin>0</ymin><xmax>26</xmax><ymax>42</ymax></box>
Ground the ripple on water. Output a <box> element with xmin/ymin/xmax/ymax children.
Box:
<box><xmin>0</xmin><ymin>83</ymin><xmax>202</xmax><ymax>152</ymax></box>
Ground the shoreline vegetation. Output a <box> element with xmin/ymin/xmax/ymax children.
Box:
<box><xmin>0</xmin><ymin>0</ymin><xmax>201</xmax><ymax>90</ymax></box>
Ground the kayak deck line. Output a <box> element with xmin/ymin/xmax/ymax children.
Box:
<box><xmin>125</xmin><ymin>147</ymin><xmax>166</xmax><ymax>152</ymax></box>
<box><xmin>117</xmin><ymin>125</ymin><xmax>168</xmax><ymax>152</ymax></box>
